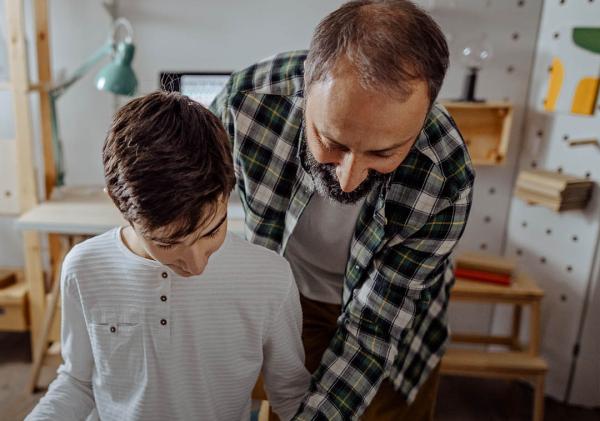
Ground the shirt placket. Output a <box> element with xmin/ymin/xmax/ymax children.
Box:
<box><xmin>156</xmin><ymin>269</ymin><xmax>172</xmax><ymax>350</ymax></box>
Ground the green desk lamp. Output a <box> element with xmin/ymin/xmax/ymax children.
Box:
<box><xmin>50</xmin><ymin>17</ymin><xmax>137</xmax><ymax>186</ymax></box>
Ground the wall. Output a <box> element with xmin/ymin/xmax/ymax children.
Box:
<box><xmin>501</xmin><ymin>0</ymin><xmax>600</xmax><ymax>406</ymax></box>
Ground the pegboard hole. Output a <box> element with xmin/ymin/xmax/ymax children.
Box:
<box><xmin>522</xmin><ymin>221</ymin><xmax>528</xmax><ymax>228</ymax></box>
<box><xmin>562</xmin><ymin>134</ymin><xmax>569</xmax><ymax>141</ymax></box>
<box><xmin>516</xmin><ymin>249</ymin><xmax>523</xmax><ymax>256</ymax></box>
<box><xmin>480</xmin><ymin>243</ymin><xmax>488</xmax><ymax>250</ymax></box>
<box><xmin>484</xmin><ymin>216</ymin><xmax>492</xmax><ymax>223</ymax></box>
<box><xmin>540</xmin><ymin>257</ymin><xmax>546</xmax><ymax>264</ymax></box>
<box><xmin>557</xmin><ymin>167</ymin><xmax>563</xmax><ymax>174</ymax></box>
<box><xmin>560</xmin><ymin>294</ymin><xmax>567</xmax><ymax>302</ymax></box>
<box><xmin>507</xmin><ymin>65</ymin><xmax>515</xmax><ymax>73</ymax></box>
<box><xmin>4</xmin><ymin>190</ymin><xmax>11</xmax><ymax>198</ymax></box>
<box><xmin>566</xmin><ymin>265</ymin><xmax>573</xmax><ymax>272</ymax></box>
<box><xmin>531</xmin><ymin>161</ymin><xmax>537</xmax><ymax>169</ymax></box>
<box><xmin>489</xmin><ymin>187</ymin><xmax>496</xmax><ymax>195</ymax></box>
<box><xmin>536</xmin><ymin>129</ymin><xmax>544</xmax><ymax>137</ymax></box>
<box><xmin>512</xmin><ymin>32</ymin><xmax>520</xmax><ymax>41</ymax></box>
<box><xmin>553</xmin><ymin>32</ymin><xmax>560</xmax><ymax>39</ymax></box>
<box><xmin>546</xmin><ymin>228</ymin><xmax>552</xmax><ymax>235</ymax></box>
<box><xmin>572</xmin><ymin>235</ymin><xmax>578</xmax><ymax>242</ymax></box>
<box><xmin>585</xmin><ymin>171</ymin><xmax>591</xmax><ymax>179</ymax></box>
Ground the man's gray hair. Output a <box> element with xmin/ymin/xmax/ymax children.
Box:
<box><xmin>305</xmin><ymin>0</ymin><xmax>449</xmax><ymax>104</ymax></box>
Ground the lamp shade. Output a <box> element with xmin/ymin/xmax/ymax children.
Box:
<box><xmin>95</xmin><ymin>42</ymin><xmax>137</xmax><ymax>96</ymax></box>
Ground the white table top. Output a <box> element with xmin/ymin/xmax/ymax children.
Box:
<box><xmin>17</xmin><ymin>186</ymin><xmax>246</xmax><ymax>235</ymax></box>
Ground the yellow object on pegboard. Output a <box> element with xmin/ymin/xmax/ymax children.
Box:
<box><xmin>571</xmin><ymin>77</ymin><xmax>600</xmax><ymax>115</ymax></box>
<box><xmin>544</xmin><ymin>57</ymin><xmax>564</xmax><ymax>111</ymax></box>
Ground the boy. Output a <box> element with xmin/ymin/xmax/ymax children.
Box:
<box><xmin>27</xmin><ymin>91</ymin><xmax>310</xmax><ymax>421</ymax></box>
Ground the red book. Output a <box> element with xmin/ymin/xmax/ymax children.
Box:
<box><xmin>455</xmin><ymin>267</ymin><xmax>512</xmax><ymax>286</ymax></box>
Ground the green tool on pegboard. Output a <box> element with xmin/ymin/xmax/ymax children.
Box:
<box><xmin>573</xmin><ymin>27</ymin><xmax>600</xmax><ymax>54</ymax></box>
<box><xmin>570</xmin><ymin>27</ymin><xmax>600</xmax><ymax>115</ymax></box>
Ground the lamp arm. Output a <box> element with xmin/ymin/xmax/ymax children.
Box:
<box><xmin>50</xmin><ymin>41</ymin><xmax>114</xmax><ymax>99</ymax></box>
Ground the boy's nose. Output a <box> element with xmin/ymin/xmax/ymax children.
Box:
<box><xmin>181</xmin><ymin>250</ymin><xmax>209</xmax><ymax>276</ymax></box>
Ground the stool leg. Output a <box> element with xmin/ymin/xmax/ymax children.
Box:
<box><xmin>510</xmin><ymin>305</ymin><xmax>522</xmax><ymax>350</ymax></box>
<box><xmin>533</xmin><ymin>375</ymin><xmax>545</xmax><ymax>421</ymax></box>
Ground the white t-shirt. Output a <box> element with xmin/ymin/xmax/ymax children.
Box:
<box><xmin>27</xmin><ymin>228</ymin><xmax>310</xmax><ymax>421</ymax></box>
<box><xmin>284</xmin><ymin>194</ymin><xmax>365</xmax><ymax>304</ymax></box>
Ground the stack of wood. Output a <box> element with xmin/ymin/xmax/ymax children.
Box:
<box><xmin>515</xmin><ymin>169</ymin><xmax>594</xmax><ymax>212</ymax></box>
<box><xmin>455</xmin><ymin>252</ymin><xmax>516</xmax><ymax>286</ymax></box>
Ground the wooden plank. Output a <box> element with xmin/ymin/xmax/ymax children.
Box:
<box><xmin>23</xmin><ymin>231</ymin><xmax>46</xmax><ymax>359</ymax></box>
<box><xmin>451</xmin><ymin>273</ymin><xmax>543</xmax><ymax>302</ymax></box>
<box><xmin>33</xmin><ymin>0</ymin><xmax>64</xmax><ymax>322</ymax></box>
<box><xmin>451</xmin><ymin>333</ymin><xmax>515</xmax><ymax>347</ymax></box>
<box><xmin>441</xmin><ymin>348</ymin><xmax>548</xmax><ymax>376</ymax></box>
<box><xmin>0</xmin><ymin>281</ymin><xmax>29</xmax><ymax>331</ymax></box>
<box><xmin>0</xmin><ymin>139</ymin><xmax>21</xmax><ymax>215</ymax></box>
<box><xmin>34</xmin><ymin>0</ymin><xmax>56</xmax><ymax>197</ymax></box>
<box><xmin>0</xmin><ymin>281</ymin><xmax>28</xmax><ymax>305</ymax></box>
<box><xmin>16</xmin><ymin>185</ymin><xmax>246</xmax><ymax>235</ymax></box>
<box><xmin>6</xmin><ymin>0</ymin><xmax>39</xmax><ymax>213</ymax></box>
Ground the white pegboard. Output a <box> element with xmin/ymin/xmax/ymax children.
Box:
<box><xmin>502</xmin><ymin>0</ymin><xmax>600</xmax><ymax>406</ymax></box>
<box><xmin>413</xmin><ymin>0</ymin><xmax>545</xmax><ymax>336</ymax></box>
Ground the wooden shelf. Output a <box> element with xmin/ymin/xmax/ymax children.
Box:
<box><xmin>442</xmin><ymin>101</ymin><xmax>513</xmax><ymax>166</ymax></box>
<box><xmin>452</xmin><ymin>273</ymin><xmax>543</xmax><ymax>304</ymax></box>
<box><xmin>442</xmin><ymin>348</ymin><xmax>548</xmax><ymax>377</ymax></box>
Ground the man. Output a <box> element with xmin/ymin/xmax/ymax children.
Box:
<box><xmin>211</xmin><ymin>1</ymin><xmax>474</xmax><ymax>419</ymax></box>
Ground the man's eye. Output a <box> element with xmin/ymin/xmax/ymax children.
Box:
<box><xmin>373</xmin><ymin>151</ymin><xmax>394</xmax><ymax>158</ymax></box>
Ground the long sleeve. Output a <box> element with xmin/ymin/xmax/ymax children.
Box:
<box><xmin>261</xmin><ymin>276</ymin><xmax>311</xmax><ymax>421</ymax></box>
<box><xmin>26</xmin><ymin>265</ymin><xmax>96</xmax><ymax>421</ymax></box>
<box><xmin>293</xmin><ymin>185</ymin><xmax>473</xmax><ymax>420</ymax></box>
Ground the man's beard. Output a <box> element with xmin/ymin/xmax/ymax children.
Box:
<box><xmin>301</xmin><ymin>140</ymin><xmax>385</xmax><ymax>204</ymax></box>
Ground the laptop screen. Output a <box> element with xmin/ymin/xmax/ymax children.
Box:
<box><xmin>159</xmin><ymin>72</ymin><xmax>231</xmax><ymax>107</ymax></box>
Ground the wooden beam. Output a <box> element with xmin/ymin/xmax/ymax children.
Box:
<box><xmin>7</xmin><ymin>0</ymin><xmax>39</xmax><ymax>213</ymax></box>
<box><xmin>34</xmin><ymin>0</ymin><xmax>56</xmax><ymax>196</ymax></box>
<box><xmin>34</xmin><ymin>0</ymin><xmax>63</xmax><ymax>308</ymax></box>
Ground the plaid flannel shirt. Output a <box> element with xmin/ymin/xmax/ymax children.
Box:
<box><xmin>210</xmin><ymin>51</ymin><xmax>475</xmax><ymax>420</ymax></box>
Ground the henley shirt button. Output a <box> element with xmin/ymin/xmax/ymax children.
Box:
<box><xmin>110</xmin><ymin>326</ymin><xmax>116</xmax><ymax>333</ymax></box>
<box><xmin>161</xmin><ymin>272</ymin><xmax>168</xmax><ymax>279</ymax></box>
<box><xmin>160</xmin><ymin>295</ymin><xmax>167</xmax><ymax>302</ymax></box>
<box><xmin>160</xmin><ymin>319</ymin><xmax>167</xmax><ymax>326</ymax></box>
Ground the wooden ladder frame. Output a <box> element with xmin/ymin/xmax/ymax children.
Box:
<box><xmin>5</xmin><ymin>0</ymin><xmax>63</xmax><ymax>360</ymax></box>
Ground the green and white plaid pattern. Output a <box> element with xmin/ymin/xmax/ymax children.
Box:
<box><xmin>211</xmin><ymin>51</ymin><xmax>475</xmax><ymax>420</ymax></box>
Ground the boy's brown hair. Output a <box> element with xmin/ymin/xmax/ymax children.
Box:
<box><xmin>103</xmin><ymin>91</ymin><xmax>235</xmax><ymax>241</ymax></box>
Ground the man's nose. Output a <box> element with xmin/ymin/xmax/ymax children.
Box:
<box><xmin>336</xmin><ymin>153</ymin><xmax>368</xmax><ymax>193</ymax></box>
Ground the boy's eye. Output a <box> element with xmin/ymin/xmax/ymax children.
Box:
<box><xmin>156</xmin><ymin>243</ymin><xmax>175</xmax><ymax>250</ymax></box>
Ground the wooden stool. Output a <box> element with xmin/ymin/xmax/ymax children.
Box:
<box><xmin>441</xmin><ymin>273</ymin><xmax>548</xmax><ymax>421</ymax></box>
